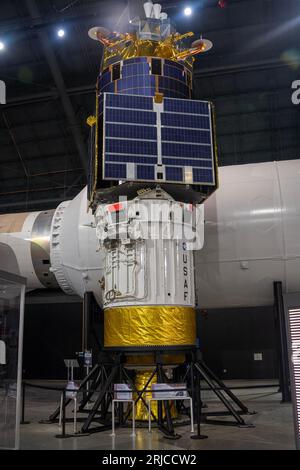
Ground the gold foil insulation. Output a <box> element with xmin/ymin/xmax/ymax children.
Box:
<box><xmin>104</xmin><ymin>305</ymin><xmax>196</xmax><ymax>348</ymax></box>
<box><xmin>134</xmin><ymin>370</ymin><xmax>177</xmax><ymax>421</ymax></box>
<box><xmin>102</xmin><ymin>35</ymin><xmax>196</xmax><ymax>70</ymax></box>
<box><xmin>126</xmin><ymin>354</ymin><xmax>185</xmax><ymax>367</ymax></box>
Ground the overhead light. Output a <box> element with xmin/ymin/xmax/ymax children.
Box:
<box><xmin>57</xmin><ymin>29</ymin><xmax>65</xmax><ymax>38</ymax></box>
<box><xmin>0</xmin><ymin>42</ymin><xmax>5</xmax><ymax>51</ymax></box>
<box><xmin>184</xmin><ymin>7</ymin><xmax>192</xmax><ymax>16</ymax></box>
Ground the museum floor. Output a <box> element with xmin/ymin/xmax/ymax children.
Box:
<box><xmin>20</xmin><ymin>380</ymin><xmax>295</xmax><ymax>450</ymax></box>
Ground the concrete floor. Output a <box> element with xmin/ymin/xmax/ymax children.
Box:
<box><xmin>19</xmin><ymin>381</ymin><xmax>296</xmax><ymax>450</ymax></box>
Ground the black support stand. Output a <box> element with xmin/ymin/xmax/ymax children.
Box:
<box><xmin>47</xmin><ymin>349</ymin><xmax>253</xmax><ymax>437</ymax></box>
<box><xmin>274</xmin><ymin>281</ymin><xmax>291</xmax><ymax>403</ymax></box>
<box><xmin>190</xmin><ymin>357</ymin><xmax>208</xmax><ymax>440</ymax></box>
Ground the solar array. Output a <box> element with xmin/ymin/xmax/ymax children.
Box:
<box><xmin>102</xmin><ymin>93</ymin><xmax>216</xmax><ymax>186</ymax></box>
<box><xmin>99</xmin><ymin>58</ymin><xmax>192</xmax><ymax>99</ymax></box>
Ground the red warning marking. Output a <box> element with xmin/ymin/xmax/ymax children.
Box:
<box><xmin>108</xmin><ymin>202</ymin><xmax>123</xmax><ymax>213</ymax></box>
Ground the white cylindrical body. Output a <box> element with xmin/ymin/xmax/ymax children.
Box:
<box><xmin>95</xmin><ymin>192</ymin><xmax>204</xmax><ymax>310</ymax></box>
<box><xmin>94</xmin><ymin>190</ymin><xmax>203</xmax><ymax>349</ymax></box>
<box><xmin>196</xmin><ymin>159</ymin><xmax>300</xmax><ymax>308</ymax></box>
<box><xmin>49</xmin><ymin>187</ymin><xmax>105</xmax><ymax>304</ymax></box>
<box><xmin>0</xmin><ymin>210</ymin><xmax>58</xmax><ymax>289</ymax></box>
<box><xmin>2</xmin><ymin>160</ymin><xmax>300</xmax><ymax>310</ymax></box>
<box><xmin>0</xmin><ymin>187</ymin><xmax>105</xmax><ymax>304</ymax></box>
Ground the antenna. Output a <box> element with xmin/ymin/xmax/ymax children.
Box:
<box><xmin>144</xmin><ymin>1</ymin><xmax>153</xmax><ymax>18</ymax></box>
<box><xmin>153</xmin><ymin>3</ymin><xmax>162</xmax><ymax>19</ymax></box>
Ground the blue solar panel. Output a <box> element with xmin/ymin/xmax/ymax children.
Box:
<box><xmin>103</xmin><ymin>93</ymin><xmax>216</xmax><ymax>186</ymax></box>
<box><xmin>162</xmin><ymin>158</ymin><xmax>213</xmax><ymax>168</ymax></box>
<box><xmin>137</xmin><ymin>165</ymin><xmax>155</xmax><ymax>180</ymax></box>
<box><xmin>161</xmin><ymin>113</ymin><xmax>210</xmax><ymax>129</ymax></box>
<box><xmin>106</xmin><ymin>123</ymin><xmax>157</xmax><ymax>140</ymax></box>
<box><xmin>193</xmin><ymin>168</ymin><xmax>214</xmax><ymax>183</ymax></box>
<box><xmin>117</xmin><ymin>75</ymin><xmax>156</xmax><ymax>92</ymax></box>
<box><xmin>158</xmin><ymin>77</ymin><xmax>190</xmax><ymax>98</ymax></box>
<box><xmin>105</xmin><ymin>139</ymin><xmax>157</xmax><ymax>155</ymax></box>
<box><xmin>164</xmin><ymin>64</ymin><xmax>186</xmax><ymax>83</ymax></box>
<box><xmin>106</xmin><ymin>154</ymin><xmax>157</xmax><ymax>164</ymax></box>
<box><xmin>106</xmin><ymin>93</ymin><xmax>153</xmax><ymax>110</ymax></box>
<box><xmin>164</xmin><ymin>98</ymin><xmax>209</xmax><ymax>115</ymax></box>
<box><xmin>106</xmin><ymin>108</ymin><xmax>156</xmax><ymax>125</ymax></box>
<box><xmin>122</xmin><ymin>57</ymin><xmax>148</xmax><ymax>65</ymax></box>
<box><xmin>164</xmin><ymin>60</ymin><xmax>187</xmax><ymax>71</ymax></box>
<box><xmin>162</xmin><ymin>142</ymin><xmax>212</xmax><ymax>158</ymax></box>
<box><xmin>105</xmin><ymin>163</ymin><xmax>127</xmax><ymax>179</ymax></box>
<box><xmin>165</xmin><ymin>166</ymin><xmax>183</xmax><ymax>182</ymax></box>
<box><xmin>161</xmin><ymin>127</ymin><xmax>211</xmax><ymax>144</ymax></box>
<box><xmin>122</xmin><ymin>63</ymin><xmax>150</xmax><ymax>77</ymax></box>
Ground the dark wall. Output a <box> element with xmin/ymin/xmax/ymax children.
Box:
<box><xmin>23</xmin><ymin>299</ymin><xmax>278</xmax><ymax>381</ymax></box>
<box><xmin>23</xmin><ymin>301</ymin><xmax>83</xmax><ymax>380</ymax></box>
<box><xmin>198</xmin><ymin>306</ymin><xmax>278</xmax><ymax>380</ymax></box>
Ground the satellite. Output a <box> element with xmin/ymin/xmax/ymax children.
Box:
<box><xmin>87</xmin><ymin>1</ymin><xmax>217</xmax><ymax>208</ymax></box>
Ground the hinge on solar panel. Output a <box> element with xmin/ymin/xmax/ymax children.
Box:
<box><xmin>87</xmin><ymin>115</ymin><xmax>97</xmax><ymax>127</ymax></box>
<box><xmin>154</xmin><ymin>92</ymin><xmax>164</xmax><ymax>104</ymax></box>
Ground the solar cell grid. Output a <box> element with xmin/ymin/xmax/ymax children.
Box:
<box><xmin>137</xmin><ymin>165</ymin><xmax>155</xmax><ymax>180</ymax></box>
<box><xmin>122</xmin><ymin>63</ymin><xmax>150</xmax><ymax>77</ymax></box>
<box><xmin>162</xmin><ymin>158</ymin><xmax>213</xmax><ymax>168</ymax></box>
<box><xmin>106</xmin><ymin>123</ymin><xmax>157</xmax><ymax>140</ymax></box>
<box><xmin>102</xmin><ymin>93</ymin><xmax>215</xmax><ymax>186</ymax></box>
<box><xmin>162</xmin><ymin>142</ymin><xmax>212</xmax><ymax>158</ymax></box>
<box><xmin>106</xmin><ymin>155</ymin><xmax>157</xmax><ymax>164</ymax></box>
<box><xmin>105</xmin><ymin>139</ymin><xmax>158</xmax><ymax>156</ymax></box>
<box><xmin>164</xmin><ymin>64</ymin><xmax>186</xmax><ymax>82</ymax></box>
<box><xmin>161</xmin><ymin>113</ymin><xmax>210</xmax><ymax>129</ymax></box>
<box><xmin>162</xmin><ymin>127</ymin><xmax>211</xmax><ymax>144</ymax></box>
<box><xmin>165</xmin><ymin>167</ymin><xmax>183</xmax><ymax>182</ymax></box>
<box><xmin>106</xmin><ymin>109</ymin><xmax>156</xmax><ymax>125</ymax></box>
<box><xmin>193</xmin><ymin>168</ymin><xmax>214</xmax><ymax>183</ymax></box>
<box><xmin>106</xmin><ymin>93</ymin><xmax>153</xmax><ymax>110</ymax></box>
<box><xmin>164</xmin><ymin>98</ymin><xmax>209</xmax><ymax>114</ymax></box>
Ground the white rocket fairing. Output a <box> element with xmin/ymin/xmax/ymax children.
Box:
<box><xmin>1</xmin><ymin>159</ymin><xmax>300</xmax><ymax>309</ymax></box>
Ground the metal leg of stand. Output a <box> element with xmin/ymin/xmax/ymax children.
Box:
<box><xmin>191</xmin><ymin>366</ymin><xmax>207</xmax><ymax>440</ymax></box>
<box><xmin>131</xmin><ymin>401</ymin><xmax>136</xmax><ymax>438</ymax></box>
<box><xmin>74</xmin><ymin>397</ymin><xmax>77</xmax><ymax>434</ymax></box>
<box><xmin>189</xmin><ymin>398</ymin><xmax>194</xmax><ymax>433</ymax></box>
<box><xmin>59</xmin><ymin>393</ymin><xmax>63</xmax><ymax>427</ymax></box>
<box><xmin>200</xmin><ymin>361</ymin><xmax>249</xmax><ymax>413</ymax></box>
<box><xmin>157</xmin><ymin>363</ymin><xmax>179</xmax><ymax>439</ymax></box>
<box><xmin>56</xmin><ymin>390</ymin><xmax>68</xmax><ymax>438</ymax></box>
<box><xmin>195</xmin><ymin>362</ymin><xmax>248</xmax><ymax>427</ymax></box>
<box><xmin>20</xmin><ymin>382</ymin><xmax>30</xmax><ymax>425</ymax></box>
<box><xmin>48</xmin><ymin>364</ymin><xmax>100</xmax><ymax>422</ymax></box>
<box><xmin>78</xmin><ymin>365</ymin><xmax>102</xmax><ymax>411</ymax></box>
<box><xmin>148</xmin><ymin>400</ymin><xmax>152</xmax><ymax>433</ymax></box>
<box><xmin>81</xmin><ymin>364</ymin><xmax>119</xmax><ymax>433</ymax></box>
<box><xmin>111</xmin><ymin>400</ymin><xmax>115</xmax><ymax>437</ymax></box>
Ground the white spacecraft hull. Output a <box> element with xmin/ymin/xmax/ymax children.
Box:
<box><xmin>1</xmin><ymin>159</ymin><xmax>300</xmax><ymax>309</ymax></box>
<box><xmin>196</xmin><ymin>159</ymin><xmax>300</xmax><ymax>307</ymax></box>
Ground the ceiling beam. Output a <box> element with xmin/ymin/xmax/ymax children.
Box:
<box><xmin>25</xmin><ymin>0</ymin><xmax>89</xmax><ymax>176</ymax></box>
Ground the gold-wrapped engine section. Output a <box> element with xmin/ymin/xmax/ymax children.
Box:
<box><xmin>104</xmin><ymin>305</ymin><xmax>196</xmax><ymax>348</ymax></box>
<box><xmin>133</xmin><ymin>371</ymin><xmax>177</xmax><ymax>421</ymax></box>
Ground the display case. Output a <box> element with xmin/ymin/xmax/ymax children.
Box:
<box><xmin>0</xmin><ymin>270</ymin><xmax>26</xmax><ymax>450</ymax></box>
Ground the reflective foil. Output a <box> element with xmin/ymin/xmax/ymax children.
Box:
<box><xmin>134</xmin><ymin>370</ymin><xmax>177</xmax><ymax>421</ymax></box>
<box><xmin>104</xmin><ymin>305</ymin><xmax>196</xmax><ymax>348</ymax></box>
